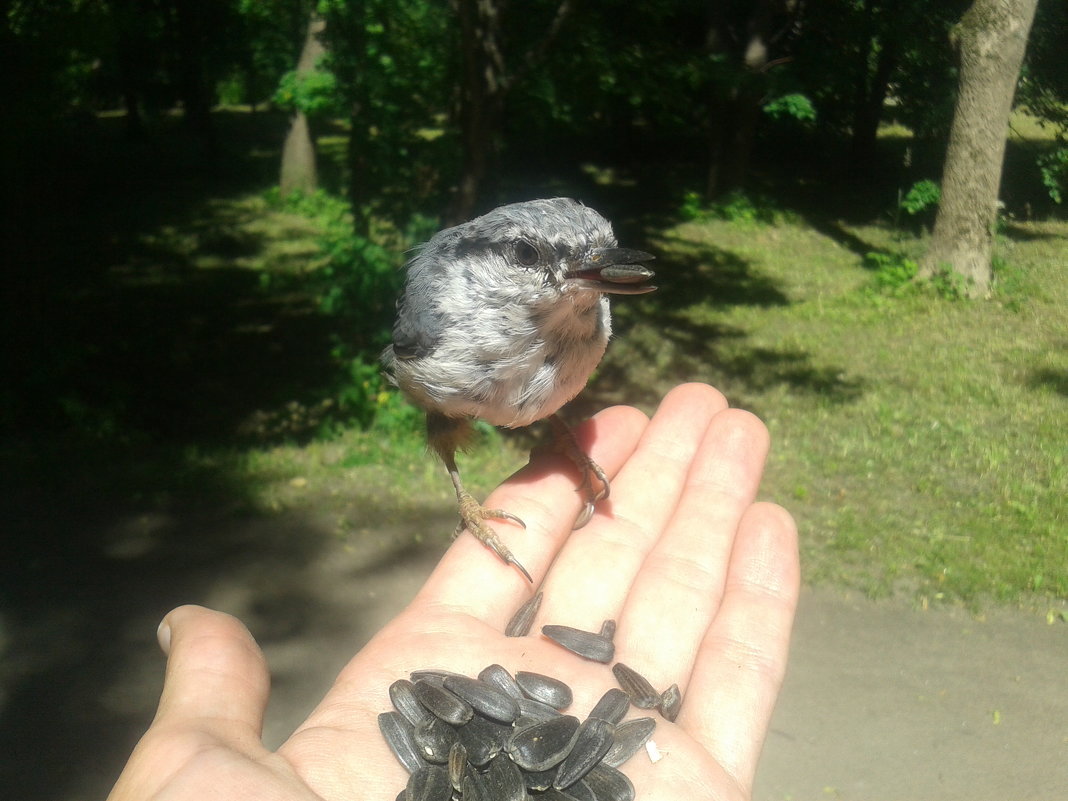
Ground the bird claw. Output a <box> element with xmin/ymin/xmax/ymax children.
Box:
<box><xmin>455</xmin><ymin>491</ymin><xmax>532</xmax><ymax>582</ymax></box>
<box><xmin>550</xmin><ymin>415</ymin><xmax>610</xmax><ymax>529</ymax></box>
<box><xmin>574</xmin><ymin>501</ymin><xmax>596</xmax><ymax>530</ymax></box>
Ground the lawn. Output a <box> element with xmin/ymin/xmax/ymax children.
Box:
<box><xmin>619</xmin><ymin>212</ymin><xmax>1067</xmax><ymax>604</ymax></box>
<box><xmin>239</xmin><ymin>192</ymin><xmax>1066</xmax><ymax>608</ymax></box>
<box><xmin>6</xmin><ymin>110</ymin><xmax>1065</xmax><ymax>610</ymax></box>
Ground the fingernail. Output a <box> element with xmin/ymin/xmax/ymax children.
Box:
<box><xmin>157</xmin><ymin>617</ymin><xmax>172</xmax><ymax>655</ymax></box>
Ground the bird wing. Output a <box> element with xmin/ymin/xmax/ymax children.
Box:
<box><xmin>391</xmin><ymin>288</ymin><xmax>442</xmax><ymax>360</ymax></box>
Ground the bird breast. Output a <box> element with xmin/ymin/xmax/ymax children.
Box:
<box><xmin>393</xmin><ymin>292</ymin><xmax>612</xmax><ymax>428</ymax></box>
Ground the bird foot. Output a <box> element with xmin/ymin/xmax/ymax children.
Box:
<box><xmin>550</xmin><ymin>415</ymin><xmax>610</xmax><ymax>529</ymax></box>
<box><xmin>454</xmin><ymin>491</ymin><xmax>532</xmax><ymax>582</ymax></box>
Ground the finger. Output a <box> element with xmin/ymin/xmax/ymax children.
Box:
<box><xmin>684</xmin><ymin>503</ymin><xmax>800</xmax><ymax>791</ymax></box>
<box><xmin>537</xmin><ymin>383</ymin><xmax>730</xmax><ymax>626</ymax></box>
<box><xmin>414</xmin><ymin>402</ymin><xmax>650</xmax><ymax>624</ymax></box>
<box><xmin>153</xmin><ymin>605</ymin><xmax>270</xmax><ymax>748</ymax></box>
<box><xmin>613</xmin><ymin>409</ymin><xmax>771</xmax><ymax>688</ymax></box>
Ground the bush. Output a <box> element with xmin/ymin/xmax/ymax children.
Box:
<box><xmin>899</xmin><ymin>179</ymin><xmax>941</xmax><ymax>216</ymax></box>
<box><xmin>679</xmin><ymin>189</ymin><xmax>782</xmax><ymax>224</ymax></box>
<box><xmin>265</xmin><ymin>189</ymin><xmax>439</xmax><ymax>433</ymax></box>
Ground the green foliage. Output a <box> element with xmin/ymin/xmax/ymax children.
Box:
<box><xmin>273</xmin><ymin>67</ymin><xmax>339</xmax><ymax>116</ymax></box>
<box><xmin>317</xmin><ymin>0</ymin><xmax>454</xmax><ymax>219</ymax></box>
<box><xmin>329</xmin><ymin>352</ymin><xmax>421</xmax><ymax>435</ymax></box>
<box><xmin>923</xmin><ymin>264</ymin><xmax>970</xmax><ymax>301</ymax></box>
<box><xmin>681</xmin><ymin>190</ymin><xmax>783</xmax><ymax>225</ymax></box>
<box><xmin>864</xmin><ymin>251</ymin><xmax>919</xmax><ymax>295</ymax></box>
<box><xmin>863</xmin><ymin>249</ymin><xmax>973</xmax><ymax>301</ymax></box>
<box><xmin>763</xmin><ymin>93</ymin><xmax>817</xmax><ymax>123</ymax></box>
<box><xmin>1037</xmin><ymin>145</ymin><xmax>1068</xmax><ymax>204</ymax></box>
<box><xmin>266</xmin><ymin>187</ymin><xmax>436</xmax><ymax>432</ymax></box>
<box><xmin>899</xmin><ymin>179</ymin><xmax>941</xmax><ymax>216</ymax></box>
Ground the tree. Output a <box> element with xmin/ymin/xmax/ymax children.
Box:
<box><xmin>446</xmin><ymin>0</ymin><xmax>573</xmax><ymax>224</ymax></box>
<box><xmin>703</xmin><ymin>0</ymin><xmax>803</xmax><ymax>198</ymax></box>
<box><xmin>279</xmin><ymin>12</ymin><xmax>326</xmax><ymax>196</ymax></box>
<box><xmin>920</xmin><ymin>0</ymin><xmax>1040</xmax><ymax>295</ymax></box>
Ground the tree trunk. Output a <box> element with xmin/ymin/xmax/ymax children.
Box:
<box><xmin>704</xmin><ymin>0</ymin><xmax>800</xmax><ymax>199</ymax></box>
<box><xmin>279</xmin><ymin>13</ymin><xmax>326</xmax><ymax>197</ymax></box>
<box><xmin>445</xmin><ymin>0</ymin><xmax>572</xmax><ymax>224</ymax></box>
<box><xmin>848</xmin><ymin>12</ymin><xmax>901</xmax><ymax>174</ymax></box>
<box><xmin>171</xmin><ymin>0</ymin><xmax>216</xmax><ymax>157</ymax></box>
<box><xmin>446</xmin><ymin>0</ymin><xmax>506</xmax><ymax>226</ymax></box>
<box><xmin>920</xmin><ymin>0</ymin><xmax>1039</xmax><ymax>296</ymax></box>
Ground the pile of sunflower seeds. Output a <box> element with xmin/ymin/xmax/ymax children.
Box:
<box><xmin>381</xmin><ymin>594</ymin><xmax>683</xmax><ymax>800</ymax></box>
<box><xmin>380</xmin><ymin>664</ymin><xmax>656</xmax><ymax>801</ymax></box>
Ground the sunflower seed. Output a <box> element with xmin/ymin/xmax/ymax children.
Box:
<box><xmin>482</xmin><ymin>753</ymin><xmax>526</xmax><ymax>801</ymax></box>
<box><xmin>602</xmin><ymin>717</ymin><xmax>657</xmax><ymax>768</ymax></box>
<box><xmin>522</xmin><ymin>766</ymin><xmax>559</xmax><ymax>791</ymax></box>
<box><xmin>456</xmin><ymin>712</ymin><xmax>510</xmax><ymax>766</ymax></box>
<box><xmin>518</xmin><ymin>695</ymin><xmax>564</xmax><ymax>722</ymax></box>
<box><xmin>566</xmin><ymin>778</ymin><xmax>597</xmax><ymax>801</ymax></box>
<box><xmin>598</xmin><ymin>264</ymin><xmax>655</xmax><ymax>282</ymax></box>
<box><xmin>412</xmin><ymin>679</ymin><xmax>474</xmax><ymax>725</ymax></box>
<box><xmin>461</xmin><ymin>771</ymin><xmax>491</xmax><ymax>801</ymax></box>
<box><xmin>611</xmin><ymin>663</ymin><xmax>660</xmax><ymax>709</ymax></box>
<box><xmin>448</xmin><ymin>742</ymin><xmax>467</xmax><ymax>792</ymax></box>
<box><xmin>554</xmin><ymin>717</ymin><xmax>615</xmax><ymax>790</ymax></box>
<box><xmin>391</xmin><ymin>679</ymin><xmax>434</xmax><ymax>727</ymax></box>
<box><xmin>379</xmin><ymin>711</ymin><xmax>427</xmax><ymax>774</ymax></box>
<box><xmin>583</xmin><ymin>763</ymin><xmax>636</xmax><ymax>801</ymax></box>
<box><xmin>409</xmin><ymin>668</ymin><xmax>465</xmax><ymax>685</ymax></box>
<box><xmin>588</xmin><ymin>688</ymin><xmax>630</xmax><ymax>724</ymax></box>
<box><xmin>658</xmin><ymin>683</ymin><xmax>682</xmax><ymax>722</ymax></box>
<box><xmin>505</xmin><ymin>714</ymin><xmax>581</xmax><ymax>771</ymax></box>
<box><xmin>542</xmin><ymin>624</ymin><xmax>615</xmax><ymax>663</ymax></box>
<box><xmin>414</xmin><ymin>716</ymin><xmax>459</xmax><ymax>764</ymax></box>
<box><xmin>505</xmin><ymin>591</ymin><xmax>543</xmax><ymax>637</ymax></box>
<box><xmin>537</xmin><ymin>789</ymin><xmax>583</xmax><ymax>801</ymax></box>
<box><xmin>443</xmin><ymin>675</ymin><xmax>521</xmax><ymax>723</ymax></box>
<box><xmin>599</xmin><ymin>619</ymin><xmax>617</xmax><ymax>640</ymax></box>
<box><xmin>477</xmin><ymin>663</ymin><xmax>524</xmax><ymax>700</ymax></box>
<box><xmin>516</xmin><ymin>670</ymin><xmax>574</xmax><ymax>710</ymax></box>
<box><xmin>404</xmin><ymin>764</ymin><xmax>451</xmax><ymax>801</ymax></box>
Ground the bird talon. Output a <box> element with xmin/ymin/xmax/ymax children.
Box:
<box><xmin>574</xmin><ymin>502</ymin><xmax>595</xmax><ymax>530</ymax></box>
<box><xmin>455</xmin><ymin>490</ymin><xmax>532</xmax><ymax>582</ymax></box>
<box><xmin>550</xmin><ymin>414</ymin><xmax>611</xmax><ymax>521</ymax></box>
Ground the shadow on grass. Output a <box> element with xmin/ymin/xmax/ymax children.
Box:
<box><xmin>559</xmin><ymin>220</ymin><xmax>864</xmax><ymax>419</ymax></box>
<box><xmin>1029</xmin><ymin>368</ymin><xmax>1068</xmax><ymax>398</ymax></box>
<box><xmin>0</xmin><ymin>110</ymin><xmax>428</xmax><ymax>801</ymax></box>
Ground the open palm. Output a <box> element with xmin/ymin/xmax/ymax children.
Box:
<box><xmin>108</xmin><ymin>383</ymin><xmax>799</xmax><ymax>801</ymax></box>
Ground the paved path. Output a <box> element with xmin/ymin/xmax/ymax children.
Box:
<box><xmin>756</xmin><ymin>588</ymin><xmax>1067</xmax><ymax>800</ymax></box>
<box><xmin>1</xmin><ymin>507</ymin><xmax>1065</xmax><ymax>801</ymax></box>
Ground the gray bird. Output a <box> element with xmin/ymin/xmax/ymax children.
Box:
<box><xmin>382</xmin><ymin>197</ymin><xmax>656</xmax><ymax>581</ymax></box>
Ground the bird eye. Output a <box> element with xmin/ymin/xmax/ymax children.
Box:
<box><xmin>514</xmin><ymin>239</ymin><xmax>539</xmax><ymax>267</ymax></box>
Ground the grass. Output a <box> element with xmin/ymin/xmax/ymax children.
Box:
<box><xmin>600</xmin><ymin>213</ymin><xmax>1067</xmax><ymax>606</ymax></box>
<box><xmin>232</xmin><ymin>193</ymin><xmax>1067</xmax><ymax>609</ymax></box>
<box><xmin>5</xmin><ymin>108</ymin><xmax>1066</xmax><ymax>611</ymax></box>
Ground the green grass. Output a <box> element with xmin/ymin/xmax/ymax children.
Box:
<box><xmin>6</xmin><ymin>108</ymin><xmax>1065</xmax><ymax>610</ymax></box>
<box><xmin>232</xmin><ymin>199</ymin><xmax>1067</xmax><ymax>608</ymax></box>
<box><xmin>597</xmin><ymin>215</ymin><xmax>1067</xmax><ymax>606</ymax></box>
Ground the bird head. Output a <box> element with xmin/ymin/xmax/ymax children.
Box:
<box><xmin>444</xmin><ymin>198</ymin><xmax>656</xmax><ymax>303</ymax></box>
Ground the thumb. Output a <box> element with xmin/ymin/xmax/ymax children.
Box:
<box><xmin>107</xmin><ymin>606</ymin><xmax>271</xmax><ymax>801</ymax></box>
<box><xmin>153</xmin><ymin>604</ymin><xmax>271</xmax><ymax>744</ymax></box>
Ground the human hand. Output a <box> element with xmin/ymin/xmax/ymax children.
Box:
<box><xmin>107</xmin><ymin>383</ymin><xmax>799</xmax><ymax>801</ymax></box>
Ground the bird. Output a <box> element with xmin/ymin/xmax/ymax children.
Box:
<box><xmin>381</xmin><ymin>198</ymin><xmax>656</xmax><ymax>581</ymax></box>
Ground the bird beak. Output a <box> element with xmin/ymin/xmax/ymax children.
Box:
<box><xmin>564</xmin><ymin>247</ymin><xmax>657</xmax><ymax>295</ymax></box>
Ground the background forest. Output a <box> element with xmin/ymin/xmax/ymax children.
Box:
<box><xmin>2</xmin><ymin>2</ymin><xmax>1067</xmax><ymax>798</ymax></box>
<box><xmin>2</xmin><ymin>0</ymin><xmax>1066</xmax><ymax>611</ymax></box>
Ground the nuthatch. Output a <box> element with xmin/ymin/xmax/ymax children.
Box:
<box><xmin>382</xmin><ymin>198</ymin><xmax>656</xmax><ymax>581</ymax></box>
